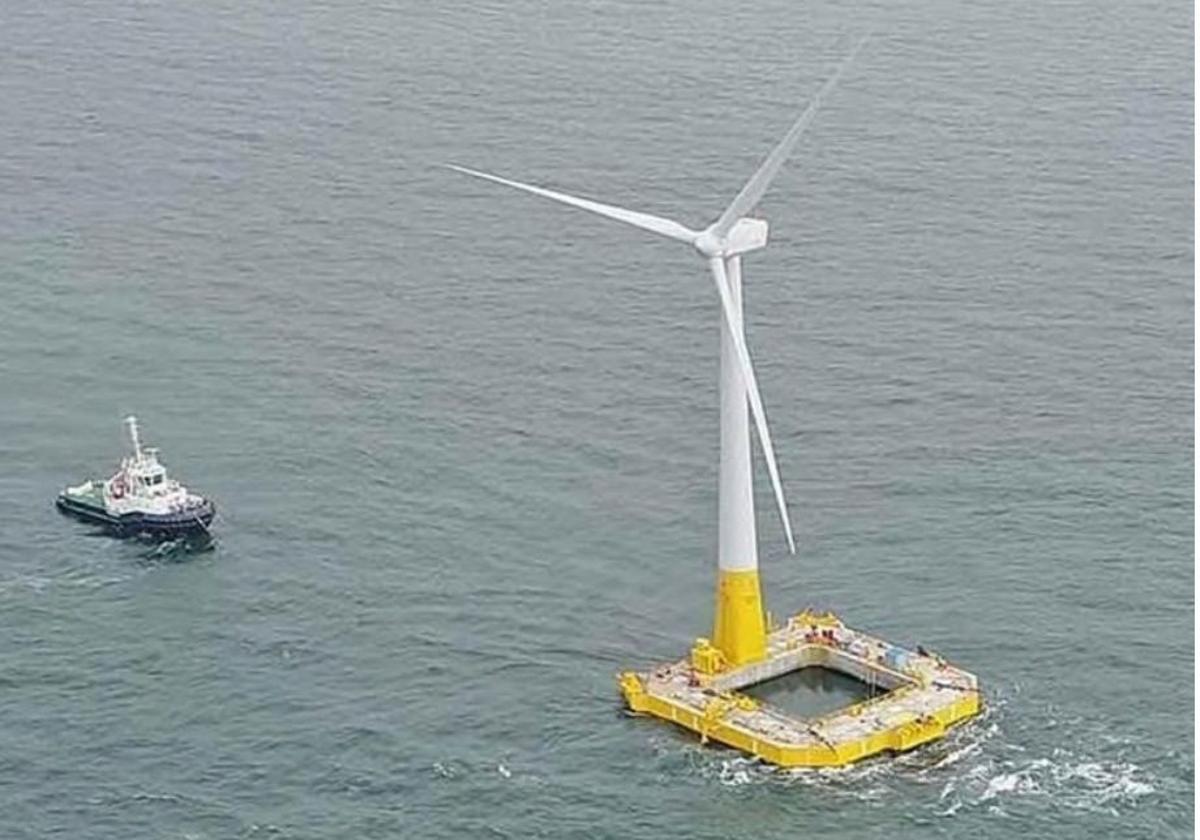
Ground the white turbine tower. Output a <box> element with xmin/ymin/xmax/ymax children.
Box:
<box><xmin>450</xmin><ymin>40</ymin><xmax>865</xmax><ymax>667</ymax></box>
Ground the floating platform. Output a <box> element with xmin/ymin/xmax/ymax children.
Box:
<box><xmin>618</xmin><ymin>610</ymin><xmax>981</xmax><ymax>768</ymax></box>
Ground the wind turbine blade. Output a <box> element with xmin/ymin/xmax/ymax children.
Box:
<box><xmin>709</xmin><ymin>257</ymin><xmax>796</xmax><ymax>554</ymax></box>
<box><xmin>447</xmin><ymin>164</ymin><xmax>698</xmax><ymax>244</ymax></box>
<box><xmin>712</xmin><ymin>36</ymin><xmax>868</xmax><ymax>239</ymax></box>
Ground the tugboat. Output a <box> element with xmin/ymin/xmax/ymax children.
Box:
<box><xmin>56</xmin><ymin>416</ymin><xmax>216</xmax><ymax>538</ymax></box>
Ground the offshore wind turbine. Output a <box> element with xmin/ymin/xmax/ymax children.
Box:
<box><xmin>449</xmin><ymin>41</ymin><xmax>865</xmax><ymax>669</ymax></box>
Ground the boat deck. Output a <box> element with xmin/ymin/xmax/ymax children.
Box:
<box><xmin>618</xmin><ymin>611</ymin><xmax>981</xmax><ymax>768</ymax></box>
<box><xmin>61</xmin><ymin>480</ymin><xmax>105</xmax><ymax>508</ymax></box>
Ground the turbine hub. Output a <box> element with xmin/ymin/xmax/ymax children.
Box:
<box><xmin>693</xmin><ymin>229</ymin><xmax>724</xmax><ymax>258</ymax></box>
<box><xmin>693</xmin><ymin>218</ymin><xmax>770</xmax><ymax>258</ymax></box>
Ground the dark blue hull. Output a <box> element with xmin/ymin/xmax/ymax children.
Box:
<box><xmin>56</xmin><ymin>494</ymin><xmax>216</xmax><ymax>538</ymax></box>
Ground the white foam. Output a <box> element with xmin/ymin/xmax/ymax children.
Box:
<box><xmin>936</xmin><ymin>800</ymin><xmax>963</xmax><ymax>817</ymax></box>
<box><xmin>980</xmin><ymin>770</ymin><xmax>1040</xmax><ymax>801</ymax></box>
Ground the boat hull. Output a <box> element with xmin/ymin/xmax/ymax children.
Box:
<box><xmin>56</xmin><ymin>493</ymin><xmax>216</xmax><ymax>538</ymax></box>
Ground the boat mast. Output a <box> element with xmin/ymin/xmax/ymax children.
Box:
<box><xmin>124</xmin><ymin>415</ymin><xmax>143</xmax><ymax>459</ymax></box>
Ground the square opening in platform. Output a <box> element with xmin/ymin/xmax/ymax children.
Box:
<box><xmin>743</xmin><ymin>666</ymin><xmax>889</xmax><ymax>719</ymax></box>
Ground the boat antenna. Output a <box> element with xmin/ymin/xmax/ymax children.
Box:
<box><xmin>124</xmin><ymin>415</ymin><xmax>143</xmax><ymax>459</ymax></box>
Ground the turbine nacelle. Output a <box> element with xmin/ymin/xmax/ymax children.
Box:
<box><xmin>693</xmin><ymin>218</ymin><xmax>769</xmax><ymax>259</ymax></box>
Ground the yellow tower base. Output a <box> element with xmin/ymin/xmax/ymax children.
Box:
<box><xmin>711</xmin><ymin>569</ymin><xmax>766</xmax><ymax>666</ymax></box>
<box><xmin>619</xmin><ymin>610</ymin><xmax>982</xmax><ymax>769</ymax></box>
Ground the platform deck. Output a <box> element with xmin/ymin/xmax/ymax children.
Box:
<box><xmin>619</xmin><ymin>613</ymin><xmax>981</xmax><ymax>768</ymax></box>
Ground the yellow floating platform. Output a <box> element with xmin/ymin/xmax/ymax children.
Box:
<box><xmin>618</xmin><ymin>611</ymin><xmax>982</xmax><ymax>768</ymax></box>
